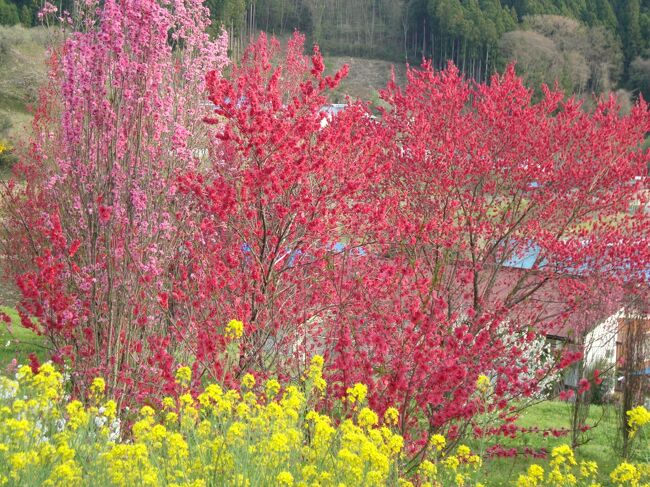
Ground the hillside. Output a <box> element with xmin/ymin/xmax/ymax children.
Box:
<box><xmin>0</xmin><ymin>25</ymin><xmax>47</xmax><ymax>175</ymax></box>
<box><xmin>218</xmin><ymin>0</ymin><xmax>650</xmax><ymax>99</ymax></box>
<box><xmin>2</xmin><ymin>1</ymin><xmax>650</xmax><ymax>100</ymax></box>
<box><xmin>326</xmin><ymin>56</ymin><xmax>406</xmax><ymax>102</ymax></box>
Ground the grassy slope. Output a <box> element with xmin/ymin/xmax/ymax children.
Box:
<box><xmin>324</xmin><ymin>55</ymin><xmax>406</xmax><ymax>103</ymax></box>
<box><xmin>478</xmin><ymin>400</ymin><xmax>649</xmax><ymax>485</ymax></box>
<box><xmin>0</xmin><ymin>25</ymin><xmax>48</xmax><ymax>178</ymax></box>
<box><xmin>0</xmin><ymin>306</ymin><xmax>45</xmax><ymax>367</ymax></box>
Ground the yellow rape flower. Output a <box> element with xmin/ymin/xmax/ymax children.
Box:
<box><xmin>225</xmin><ymin>319</ymin><xmax>244</xmax><ymax>339</ymax></box>
<box><xmin>384</xmin><ymin>407</ymin><xmax>399</xmax><ymax>426</ymax></box>
<box><xmin>175</xmin><ymin>366</ymin><xmax>192</xmax><ymax>387</ymax></box>
<box><xmin>346</xmin><ymin>383</ymin><xmax>368</xmax><ymax>404</ymax></box>
<box><xmin>102</xmin><ymin>399</ymin><xmax>117</xmax><ymax>419</ymax></box>
<box><xmin>43</xmin><ymin>460</ymin><xmax>82</xmax><ymax>486</ymax></box>
<box><xmin>387</xmin><ymin>434</ymin><xmax>404</xmax><ymax>454</ymax></box>
<box><xmin>529</xmin><ymin>464</ymin><xmax>545</xmax><ymax>480</ymax></box>
<box><xmin>518</xmin><ymin>464</ymin><xmax>545</xmax><ymax>487</ymax></box>
<box><xmin>580</xmin><ymin>461</ymin><xmax>598</xmax><ymax>478</ymax></box>
<box><xmin>0</xmin><ymin>358</ymin><xmax>414</xmax><ymax>487</ymax></box>
<box><xmin>627</xmin><ymin>406</ymin><xmax>650</xmax><ymax>437</ymax></box>
<box><xmin>265</xmin><ymin>379</ymin><xmax>281</xmax><ymax>398</ymax></box>
<box><xmin>165</xmin><ymin>412</ymin><xmax>179</xmax><ymax>425</ymax></box>
<box><xmin>444</xmin><ymin>455</ymin><xmax>460</xmax><ymax>471</ymax></box>
<box><xmin>305</xmin><ymin>355</ymin><xmax>327</xmax><ymax>394</ymax></box>
<box><xmin>457</xmin><ymin>444</ymin><xmax>471</xmax><ymax>458</ymax></box>
<box><xmin>550</xmin><ymin>444</ymin><xmax>577</xmax><ymax>467</ymax></box>
<box><xmin>419</xmin><ymin>459</ymin><xmax>437</xmax><ymax>478</ymax></box>
<box><xmin>430</xmin><ymin>433</ymin><xmax>446</xmax><ymax>451</ymax></box>
<box><xmin>476</xmin><ymin>374</ymin><xmax>491</xmax><ymax>393</ymax></box>
<box><xmin>66</xmin><ymin>401</ymin><xmax>88</xmax><ymax>430</ymax></box>
<box><xmin>358</xmin><ymin>407</ymin><xmax>379</xmax><ymax>428</ymax></box>
<box><xmin>241</xmin><ymin>373</ymin><xmax>255</xmax><ymax>389</ymax></box>
<box><xmin>90</xmin><ymin>377</ymin><xmax>105</xmax><ymax>396</ymax></box>
<box><xmin>179</xmin><ymin>393</ymin><xmax>194</xmax><ymax>408</ymax></box>
<box><xmin>16</xmin><ymin>365</ymin><xmax>33</xmax><ymax>381</ymax></box>
<box><xmin>140</xmin><ymin>405</ymin><xmax>156</xmax><ymax>417</ymax></box>
<box><xmin>277</xmin><ymin>471</ymin><xmax>294</xmax><ymax>486</ymax></box>
<box><xmin>610</xmin><ymin>462</ymin><xmax>641</xmax><ymax>486</ymax></box>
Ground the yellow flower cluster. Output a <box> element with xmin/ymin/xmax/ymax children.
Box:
<box><xmin>430</xmin><ymin>433</ymin><xmax>446</xmax><ymax>451</ymax></box>
<box><xmin>476</xmin><ymin>374</ymin><xmax>491</xmax><ymax>393</ymax></box>
<box><xmin>225</xmin><ymin>319</ymin><xmax>244</xmax><ymax>340</ymax></box>
<box><xmin>304</xmin><ymin>355</ymin><xmax>327</xmax><ymax>394</ymax></box>
<box><xmin>384</xmin><ymin>407</ymin><xmax>399</xmax><ymax>426</ymax></box>
<box><xmin>175</xmin><ymin>366</ymin><xmax>192</xmax><ymax>387</ymax></box>
<box><xmin>345</xmin><ymin>383</ymin><xmax>368</xmax><ymax>404</ymax></box>
<box><xmin>627</xmin><ymin>406</ymin><xmax>650</xmax><ymax>438</ymax></box>
<box><xmin>0</xmin><ymin>357</ymin><xmax>407</xmax><ymax>486</ymax></box>
<box><xmin>416</xmin><ymin>441</ymin><xmax>482</xmax><ymax>487</ymax></box>
<box><xmin>517</xmin><ymin>444</ymin><xmax>650</xmax><ymax>487</ymax></box>
<box><xmin>610</xmin><ymin>462</ymin><xmax>641</xmax><ymax>487</ymax></box>
<box><xmin>517</xmin><ymin>464</ymin><xmax>546</xmax><ymax>487</ymax></box>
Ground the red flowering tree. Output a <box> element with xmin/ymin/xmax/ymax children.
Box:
<box><xmin>334</xmin><ymin>62</ymin><xmax>650</xmax><ymax>453</ymax></box>
<box><xmin>1</xmin><ymin>0</ymin><xmax>229</xmax><ymax>402</ymax></box>
<box><xmin>175</xmin><ymin>32</ymin><xmax>387</xmax><ymax>385</ymax></box>
<box><xmin>182</xmin><ymin>38</ymin><xmax>649</xmax><ymax>454</ymax></box>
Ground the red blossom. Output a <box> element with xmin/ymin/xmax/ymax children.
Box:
<box><xmin>28</xmin><ymin>353</ymin><xmax>41</xmax><ymax>374</ymax></box>
<box><xmin>98</xmin><ymin>206</ymin><xmax>112</xmax><ymax>224</ymax></box>
<box><xmin>559</xmin><ymin>389</ymin><xmax>575</xmax><ymax>401</ymax></box>
<box><xmin>593</xmin><ymin>369</ymin><xmax>603</xmax><ymax>385</ymax></box>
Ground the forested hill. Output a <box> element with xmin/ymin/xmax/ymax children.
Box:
<box><xmin>247</xmin><ymin>0</ymin><xmax>649</xmax><ymax>99</ymax></box>
<box><xmin>1</xmin><ymin>0</ymin><xmax>649</xmax><ymax>99</ymax></box>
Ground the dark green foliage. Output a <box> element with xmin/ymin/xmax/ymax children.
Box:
<box><xmin>630</xmin><ymin>56</ymin><xmax>650</xmax><ymax>100</ymax></box>
<box><xmin>0</xmin><ymin>0</ymin><xmax>19</xmax><ymax>26</ymax></box>
<box><xmin>19</xmin><ymin>4</ymin><xmax>31</xmax><ymax>26</ymax></box>
<box><xmin>206</xmin><ymin>0</ymin><xmax>246</xmax><ymax>28</ymax></box>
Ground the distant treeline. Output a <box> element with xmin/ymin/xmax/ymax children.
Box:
<box><xmin>1</xmin><ymin>0</ymin><xmax>649</xmax><ymax>98</ymax></box>
<box><xmin>220</xmin><ymin>0</ymin><xmax>650</xmax><ymax>99</ymax></box>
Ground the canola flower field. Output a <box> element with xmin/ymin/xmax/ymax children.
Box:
<box><xmin>0</xmin><ymin>356</ymin><xmax>649</xmax><ymax>486</ymax></box>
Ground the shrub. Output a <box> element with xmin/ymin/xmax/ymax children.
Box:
<box><xmin>0</xmin><ymin>0</ymin><xmax>19</xmax><ymax>26</ymax></box>
<box><xmin>0</xmin><ymin>138</ymin><xmax>15</xmax><ymax>169</ymax></box>
<box><xmin>1</xmin><ymin>0</ymin><xmax>228</xmax><ymax>402</ymax></box>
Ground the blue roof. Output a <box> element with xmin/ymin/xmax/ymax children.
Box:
<box><xmin>503</xmin><ymin>244</ymin><xmax>546</xmax><ymax>270</ymax></box>
<box><xmin>632</xmin><ymin>368</ymin><xmax>650</xmax><ymax>376</ymax></box>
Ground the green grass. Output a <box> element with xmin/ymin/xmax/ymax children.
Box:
<box><xmin>476</xmin><ymin>400</ymin><xmax>649</xmax><ymax>485</ymax></box>
<box><xmin>324</xmin><ymin>55</ymin><xmax>406</xmax><ymax>102</ymax></box>
<box><xmin>0</xmin><ymin>306</ymin><xmax>46</xmax><ymax>367</ymax></box>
